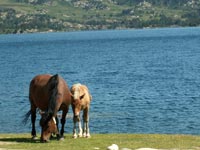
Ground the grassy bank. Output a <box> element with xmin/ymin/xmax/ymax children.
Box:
<box><xmin>0</xmin><ymin>134</ymin><xmax>200</xmax><ymax>150</ymax></box>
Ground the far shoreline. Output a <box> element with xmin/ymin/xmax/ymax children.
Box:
<box><xmin>1</xmin><ymin>26</ymin><xmax>200</xmax><ymax>36</ymax></box>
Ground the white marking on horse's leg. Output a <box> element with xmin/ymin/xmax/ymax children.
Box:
<box><xmin>78</xmin><ymin>121</ymin><xmax>83</xmax><ymax>137</ymax></box>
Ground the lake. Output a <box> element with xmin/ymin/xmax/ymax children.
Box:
<box><xmin>0</xmin><ymin>27</ymin><xmax>200</xmax><ymax>135</ymax></box>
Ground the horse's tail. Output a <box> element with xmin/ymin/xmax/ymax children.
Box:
<box><xmin>22</xmin><ymin>110</ymin><xmax>32</xmax><ymax>125</ymax></box>
<box><xmin>48</xmin><ymin>74</ymin><xmax>59</xmax><ymax>116</ymax></box>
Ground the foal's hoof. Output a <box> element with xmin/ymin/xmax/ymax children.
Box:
<box><xmin>59</xmin><ymin>137</ymin><xmax>65</xmax><ymax>141</ymax></box>
<box><xmin>83</xmin><ymin>133</ymin><xmax>91</xmax><ymax>138</ymax></box>
<box><xmin>78</xmin><ymin>134</ymin><xmax>83</xmax><ymax>138</ymax></box>
<box><xmin>72</xmin><ymin>134</ymin><xmax>77</xmax><ymax>139</ymax></box>
<box><xmin>83</xmin><ymin>133</ymin><xmax>86</xmax><ymax>138</ymax></box>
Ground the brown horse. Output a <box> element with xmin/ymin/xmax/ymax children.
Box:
<box><xmin>70</xmin><ymin>83</ymin><xmax>92</xmax><ymax>138</ymax></box>
<box><xmin>24</xmin><ymin>74</ymin><xmax>71</xmax><ymax>142</ymax></box>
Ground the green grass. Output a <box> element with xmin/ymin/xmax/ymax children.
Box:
<box><xmin>1</xmin><ymin>134</ymin><xmax>200</xmax><ymax>150</ymax></box>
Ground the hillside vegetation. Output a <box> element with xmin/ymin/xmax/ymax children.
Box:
<box><xmin>0</xmin><ymin>0</ymin><xmax>200</xmax><ymax>34</ymax></box>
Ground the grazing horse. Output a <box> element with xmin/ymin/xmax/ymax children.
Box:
<box><xmin>24</xmin><ymin>74</ymin><xmax>71</xmax><ymax>142</ymax></box>
<box><xmin>70</xmin><ymin>83</ymin><xmax>92</xmax><ymax>138</ymax></box>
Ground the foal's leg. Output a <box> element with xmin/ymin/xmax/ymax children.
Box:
<box><xmin>78</xmin><ymin>118</ymin><xmax>83</xmax><ymax>137</ymax></box>
<box><xmin>73</xmin><ymin>115</ymin><xmax>82</xmax><ymax>138</ymax></box>
<box><xmin>31</xmin><ymin>105</ymin><xmax>37</xmax><ymax>139</ymax></box>
<box><xmin>73</xmin><ymin>116</ymin><xmax>77</xmax><ymax>138</ymax></box>
<box><xmin>83</xmin><ymin>108</ymin><xmax>90</xmax><ymax>138</ymax></box>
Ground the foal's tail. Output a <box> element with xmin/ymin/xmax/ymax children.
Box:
<box><xmin>48</xmin><ymin>74</ymin><xmax>59</xmax><ymax>115</ymax></box>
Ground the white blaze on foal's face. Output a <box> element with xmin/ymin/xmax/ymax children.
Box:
<box><xmin>73</xmin><ymin>86</ymin><xmax>80</xmax><ymax>100</ymax></box>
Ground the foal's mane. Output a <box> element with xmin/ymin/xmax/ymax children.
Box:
<box><xmin>47</xmin><ymin>74</ymin><xmax>59</xmax><ymax>116</ymax></box>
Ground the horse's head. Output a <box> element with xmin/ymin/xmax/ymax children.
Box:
<box><xmin>70</xmin><ymin>84</ymin><xmax>85</xmax><ymax>118</ymax></box>
<box><xmin>40</xmin><ymin>112</ymin><xmax>58</xmax><ymax>142</ymax></box>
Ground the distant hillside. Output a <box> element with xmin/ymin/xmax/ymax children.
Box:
<box><xmin>0</xmin><ymin>0</ymin><xmax>200</xmax><ymax>34</ymax></box>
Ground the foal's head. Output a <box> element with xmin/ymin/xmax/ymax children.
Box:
<box><xmin>70</xmin><ymin>84</ymin><xmax>85</xmax><ymax>117</ymax></box>
<box><xmin>40</xmin><ymin>112</ymin><xmax>58</xmax><ymax>142</ymax></box>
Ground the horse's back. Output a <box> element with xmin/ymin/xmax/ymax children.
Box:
<box><xmin>30</xmin><ymin>74</ymin><xmax>51</xmax><ymax>87</ymax></box>
<box><xmin>29</xmin><ymin>74</ymin><xmax>52</xmax><ymax>110</ymax></box>
<box><xmin>29</xmin><ymin>74</ymin><xmax>71</xmax><ymax>111</ymax></box>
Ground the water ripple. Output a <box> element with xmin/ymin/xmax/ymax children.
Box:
<box><xmin>1</xmin><ymin>27</ymin><xmax>200</xmax><ymax>134</ymax></box>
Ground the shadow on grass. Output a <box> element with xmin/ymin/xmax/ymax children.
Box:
<box><xmin>0</xmin><ymin>136</ymin><xmax>60</xmax><ymax>144</ymax></box>
<box><xmin>0</xmin><ymin>137</ymin><xmax>40</xmax><ymax>143</ymax></box>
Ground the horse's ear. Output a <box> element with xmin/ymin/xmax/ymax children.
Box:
<box><xmin>80</xmin><ymin>93</ymin><xmax>85</xmax><ymax>100</ymax></box>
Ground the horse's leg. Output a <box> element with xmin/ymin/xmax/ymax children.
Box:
<box><xmin>83</xmin><ymin>108</ymin><xmax>90</xmax><ymax>138</ymax></box>
<box><xmin>60</xmin><ymin>108</ymin><xmax>68</xmax><ymax>140</ymax></box>
<box><xmin>55</xmin><ymin>116</ymin><xmax>60</xmax><ymax>139</ymax></box>
<box><xmin>31</xmin><ymin>105</ymin><xmax>37</xmax><ymax>139</ymax></box>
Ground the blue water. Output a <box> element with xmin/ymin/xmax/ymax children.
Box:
<box><xmin>1</xmin><ymin>27</ymin><xmax>200</xmax><ymax>135</ymax></box>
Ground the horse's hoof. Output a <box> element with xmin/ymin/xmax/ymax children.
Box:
<box><xmin>32</xmin><ymin>136</ymin><xmax>37</xmax><ymax>140</ymax></box>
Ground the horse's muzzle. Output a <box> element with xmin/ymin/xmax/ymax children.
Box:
<box><xmin>40</xmin><ymin>138</ymin><xmax>49</xmax><ymax>143</ymax></box>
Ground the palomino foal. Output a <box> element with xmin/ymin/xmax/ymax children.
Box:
<box><xmin>70</xmin><ymin>83</ymin><xmax>92</xmax><ymax>138</ymax></box>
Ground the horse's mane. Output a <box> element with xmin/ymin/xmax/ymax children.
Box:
<box><xmin>47</xmin><ymin>74</ymin><xmax>59</xmax><ymax>116</ymax></box>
